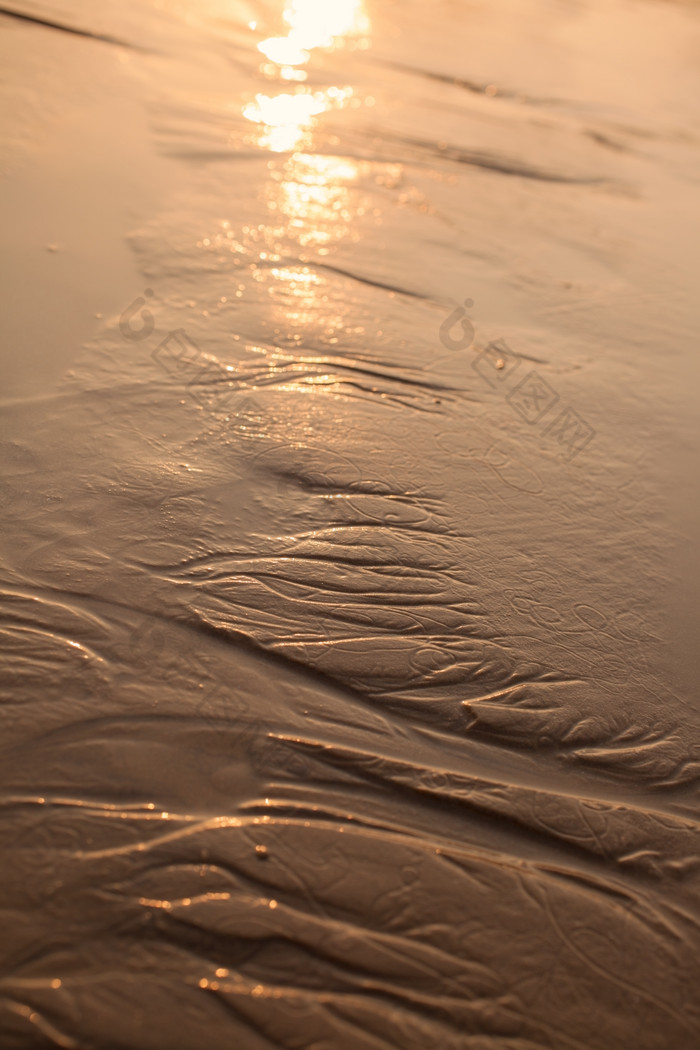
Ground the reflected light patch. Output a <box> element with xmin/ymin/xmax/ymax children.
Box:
<box><xmin>299</xmin><ymin>154</ymin><xmax>359</xmax><ymax>182</ymax></box>
<box><xmin>256</xmin><ymin>0</ymin><xmax>369</xmax><ymax>68</ymax></box>
<box><xmin>270</xmin><ymin>265</ymin><xmax>322</xmax><ymax>287</ymax></box>
<box><xmin>278</xmin><ymin>65</ymin><xmax>308</xmax><ymax>82</ymax></box>
<box><xmin>247</xmin><ymin>1</ymin><xmax>369</xmax><ymax>153</ymax></box>
<box><xmin>266</xmin><ymin>265</ymin><xmax>335</xmax><ymax>330</ymax></box>
<box><xmin>243</xmin><ymin>91</ymin><xmax>326</xmax><ymax>151</ymax></box>
<box><xmin>271</xmin><ymin>153</ymin><xmax>361</xmax><ymax>249</ymax></box>
<box><xmin>243</xmin><ymin>88</ymin><xmax>353</xmax><ymax>153</ymax></box>
<box><xmin>258</xmin><ymin>37</ymin><xmax>309</xmax><ymax>66</ymax></box>
<box><xmin>244</xmin><ymin>92</ymin><xmax>325</xmax><ymax>127</ymax></box>
<box><xmin>282</xmin><ymin>0</ymin><xmax>370</xmax><ymax>51</ymax></box>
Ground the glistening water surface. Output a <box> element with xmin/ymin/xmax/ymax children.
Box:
<box><xmin>1</xmin><ymin>0</ymin><xmax>699</xmax><ymax>1047</ymax></box>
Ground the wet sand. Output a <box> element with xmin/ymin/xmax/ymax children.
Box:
<box><xmin>1</xmin><ymin>1</ymin><xmax>699</xmax><ymax>1047</ymax></box>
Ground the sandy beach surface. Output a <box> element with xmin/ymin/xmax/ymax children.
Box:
<box><xmin>1</xmin><ymin>1</ymin><xmax>699</xmax><ymax>1047</ymax></box>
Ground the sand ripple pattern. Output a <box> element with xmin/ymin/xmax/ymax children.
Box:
<box><xmin>1</xmin><ymin>0</ymin><xmax>700</xmax><ymax>1047</ymax></box>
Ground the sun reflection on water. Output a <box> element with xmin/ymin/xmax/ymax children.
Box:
<box><xmin>243</xmin><ymin>0</ymin><xmax>369</xmax><ymax>152</ymax></box>
<box><xmin>260</xmin><ymin>0</ymin><xmax>370</xmax><ymax>60</ymax></box>
<box><xmin>271</xmin><ymin>153</ymin><xmax>361</xmax><ymax>250</ymax></box>
<box><xmin>236</xmin><ymin>1</ymin><xmax>374</xmax><ymax>348</ymax></box>
<box><xmin>242</xmin><ymin>87</ymin><xmax>353</xmax><ymax>153</ymax></box>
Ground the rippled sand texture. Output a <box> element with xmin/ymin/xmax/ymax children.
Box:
<box><xmin>1</xmin><ymin>0</ymin><xmax>700</xmax><ymax>1047</ymax></box>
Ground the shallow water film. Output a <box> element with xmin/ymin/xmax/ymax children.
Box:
<box><xmin>1</xmin><ymin>0</ymin><xmax>699</xmax><ymax>1047</ymax></box>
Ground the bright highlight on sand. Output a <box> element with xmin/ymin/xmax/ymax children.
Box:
<box><xmin>258</xmin><ymin>0</ymin><xmax>369</xmax><ymax>62</ymax></box>
<box><xmin>245</xmin><ymin>0</ymin><xmax>367</xmax><ymax>151</ymax></box>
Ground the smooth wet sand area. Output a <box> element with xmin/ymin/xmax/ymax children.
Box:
<box><xmin>0</xmin><ymin>12</ymin><xmax>190</xmax><ymax>399</ymax></box>
<box><xmin>1</xmin><ymin>1</ymin><xmax>699</xmax><ymax>1048</ymax></box>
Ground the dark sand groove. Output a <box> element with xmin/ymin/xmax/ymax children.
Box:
<box><xmin>0</xmin><ymin>5</ymin><xmax>141</xmax><ymax>48</ymax></box>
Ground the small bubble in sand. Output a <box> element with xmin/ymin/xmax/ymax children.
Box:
<box><xmin>255</xmin><ymin>845</ymin><xmax>269</xmax><ymax>860</ymax></box>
